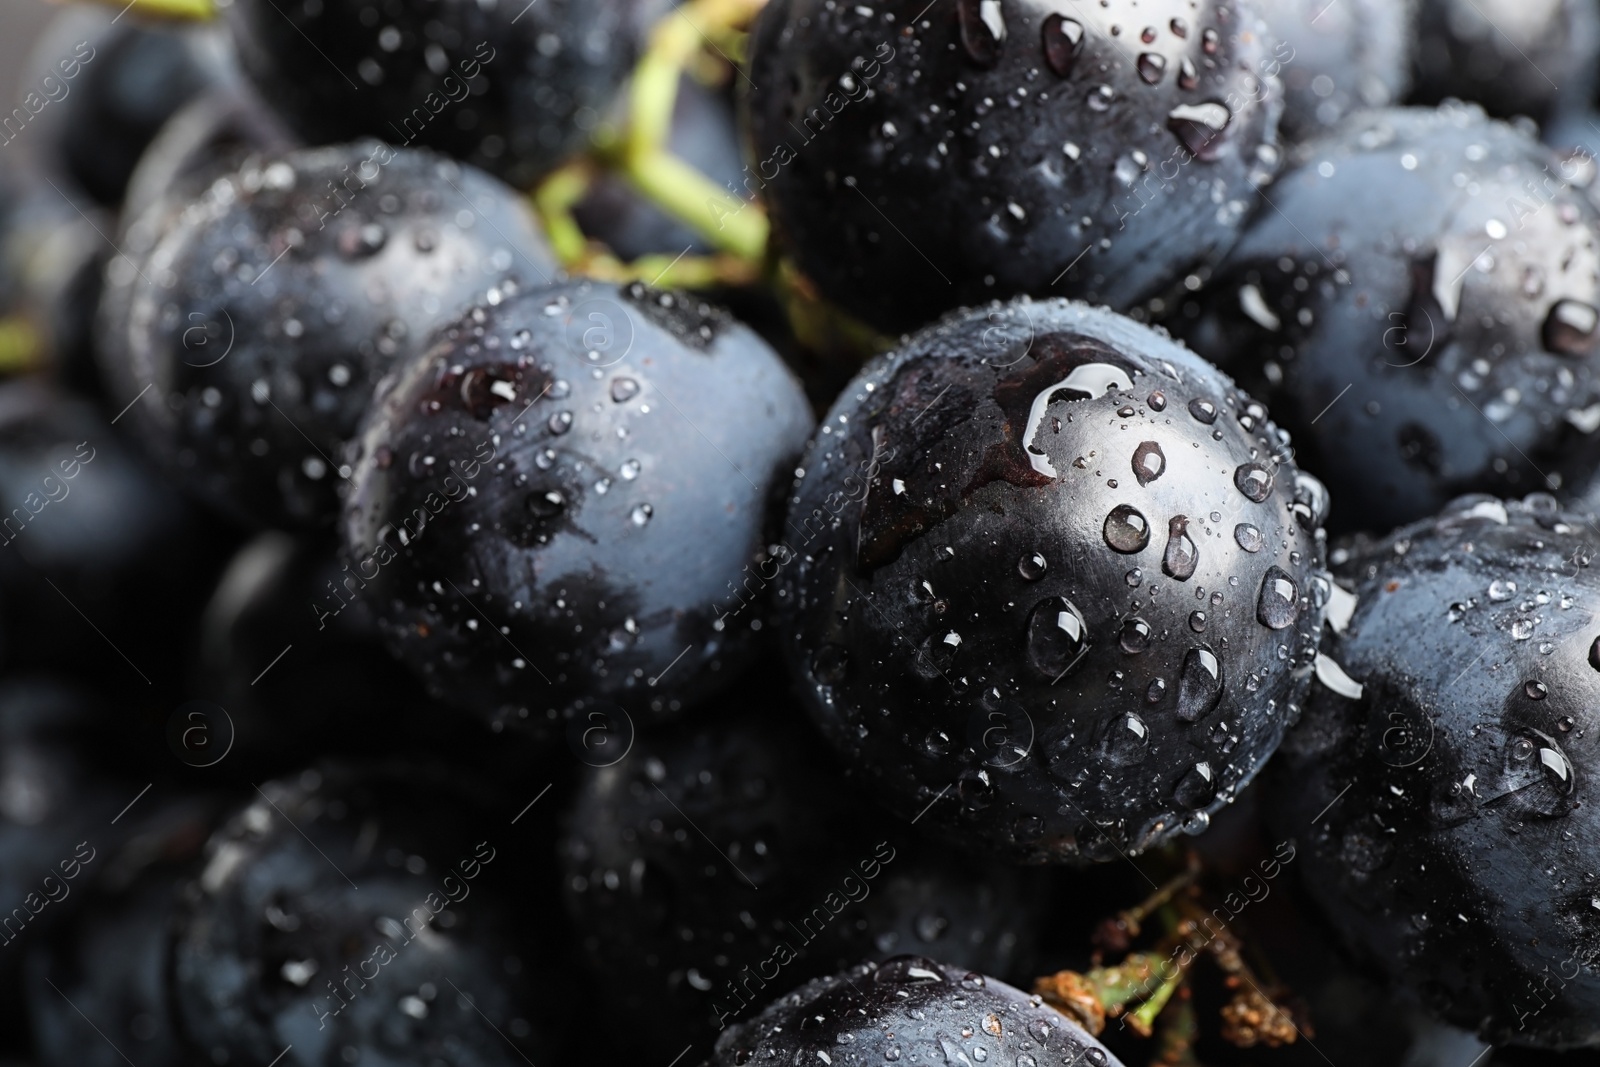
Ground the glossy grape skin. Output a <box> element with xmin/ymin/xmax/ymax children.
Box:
<box><xmin>779</xmin><ymin>297</ymin><xmax>1329</xmax><ymax>864</ymax></box>
<box><xmin>1178</xmin><ymin>104</ymin><xmax>1600</xmax><ymax>535</ymax></box>
<box><xmin>225</xmin><ymin>0</ymin><xmax>668</xmax><ymax>190</ymax></box>
<box><xmin>341</xmin><ymin>279</ymin><xmax>814</xmax><ymax>735</ymax></box>
<box><xmin>98</xmin><ymin>142</ymin><xmax>557</xmax><ymax>529</ymax></box>
<box><xmin>743</xmin><ymin>0</ymin><xmax>1285</xmax><ymax>335</ymax></box>
<box><xmin>1270</xmin><ymin>494</ymin><xmax>1600</xmax><ymax>1048</ymax></box>
<box><xmin>709</xmin><ymin>957</ymin><xmax>1125</xmax><ymax>1067</ymax></box>
<box><xmin>559</xmin><ymin>699</ymin><xmax>1047</xmax><ymax>1060</ymax></box>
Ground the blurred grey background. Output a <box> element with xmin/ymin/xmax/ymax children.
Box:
<box><xmin>0</xmin><ymin>0</ymin><xmax>57</xmax><ymax>97</ymax></box>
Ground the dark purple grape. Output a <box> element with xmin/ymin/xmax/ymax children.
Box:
<box><xmin>779</xmin><ymin>297</ymin><xmax>1329</xmax><ymax>864</ymax></box>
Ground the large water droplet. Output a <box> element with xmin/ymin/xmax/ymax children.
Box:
<box><xmin>1188</xmin><ymin>397</ymin><xmax>1217</xmax><ymax>424</ymax></box>
<box><xmin>915</xmin><ymin>631</ymin><xmax>963</xmax><ymax>679</ymax></box>
<box><xmin>1173</xmin><ymin>761</ymin><xmax>1217</xmax><ymax>808</ymax></box>
<box><xmin>1041</xmin><ymin>14</ymin><xmax>1084</xmax><ymax>77</ymax></box>
<box><xmin>957</xmin><ymin>0</ymin><xmax>1006</xmax><ymax>67</ymax></box>
<box><xmin>1176</xmin><ymin>647</ymin><xmax>1222</xmax><ymax>722</ymax></box>
<box><xmin>1119</xmin><ymin>617</ymin><xmax>1152</xmax><ymax>653</ymax></box>
<box><xmin>1098</xmin><ymin>713</ymin><xmax>1150</xmax><ymax>767</ymax></box>
<box><xmin>1234</xmin><ymin>462</ymin><xmax>1274</xmax><ymax>502</ymax></box>
<box><xmin>1027</xmin><ymin>597</ymin><xmax>1089</xmax><ymax>679</ymax></box>
<box><xmin>1493</xmin><ymin>729</ymin><xmax>1577</xmax><ymax>818</ymax></box>
<box><xmin>1132</xmin><ymin>441</ymin><xmax>1165</xmax><ymax>485</ymax></box>
<box><xmin>1167</xmin><ymin>101</ymin><xmax>1232</xmax><ymax>161</ymax></box>
<box><xmin>873</xmin><ymin>956</ymin><xmax>948</xmax><ymax>985</ymax></box>
<box><xmin>1543</xmin><ymin>299</ymin><xmax>1599</xmax><ymax>356</ymax></box>
<box><xmin>1257</xmin><ymin>566</ymin><xmax>1300</xmax><ymax>630</ymax></box>
<box><xmin>1234</xmin><ymin>523</ymin><xmax>1264</xmax><ymax>553</ymax></box>
<box><xmin>813</xmin><ymin>644</ymin><xmax>849</xmax><ymax>685</ymax></box>
<box><xmin>1025</xmin><ymin>363</ymin><xmax>1135</xmax><ymax>477</ymax></box>
<box><xmin>1104</xmin><ymin>504</ymin><xmax>1151</xmax><ymax>553</ymax></box>
<box><xmin>1293</xmin><ymin>470</ymin><xmax>1330</xmax><ymax>529</ymax></box>
<box><xmin>1162</xmin><ymin>516</ymin><xmax>1198</xmax><ymax>580</ymax></box>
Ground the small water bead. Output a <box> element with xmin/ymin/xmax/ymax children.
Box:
<box><xmin>619</xmin><ymin>458</ymin><xmax>641</xmax><ymax>480</ymax></box>
<box><xmin>1036</xmin><ymin>12</ymin><xmax>1088</xmax><ymax>77</ymax></box>
<box><xmin>1201</xmin><ymin>26</ymin><xmax>1220</xmax><ymax>53</ymax></box>
<box><xmin>1136</xmin><ymin>51</ymin><xmax>1167</xmax><ymax>84</ymax></box>
<box><xmin>1559</xmin><ymin>716</ymin><xmax>1575</xmax><ymax>732</ymax></box>
<box><xmin>957</xmin><ymin>0</ymin><xmax>1006</xmax><ymax>66</ymax></box>
<box><xmin>1147</xmin><ymin>390</ymin><xmax>1166</xmax><ymax>411</ymax></box>
<box><xmin>1167</xmin><ymin>101</ymin><xmax>1232</xmax><ymax>159</ymax></box>
<box><xmin>1169</xmin><ymin>16</ymin><xmax>1188</xmax><ymax>36</ymax></box>
<box><xmin>1132</xmin><ymin>441</ymin><xmax>1166</xmax><ymax>485</ymax></box>
<box><xmin>609</xmin><ymin>377</ymin><xmax>640</xmax><ymax>402</ymax></box>
<box><xmin>1488</xmin><ymin>579</ymin><xmax>1517</xmax><ymax>602</ymax></box>
<box><xmin>548</xmin><ymin>411</ymin><xmax>573</xmax><ymax>435</ymax></box>
<box><xmin>1181</xmin><ymin>810</ymin><xmax>1211</xmax><ymax>835</ymax></box>
<box><xmin>629</xmin><ymin>503</ymin><xmax>653</xmax><ymax>526</ymax></box>
<box><xmin>1525</xmin><ymin>680</ymin><xmax>1548</xmax><ymax>700</ymax></box>
<box><xmin>1189</xmin><ymin>610</ymin><xmax>1207</xmax><ymax>632</ymax></box>
<box><xmin>1233</xmin><ymin>523</ymin><xmax>1265</xmax><ymax>553</ymax></box>
<box><xmin>1188</xmin><ymin>397</ymin><xmax>1218</xmax><ymax>424</ymax></box>
<box><xmin>1120</xmin><ymin>617</ymin><xmax>1153</xmax><ymax>653</ymax></box>
<box><xmin>1162</xmin><ymin>516</ymin><xmax>1198</xmax><ymax>581</ymax></box>
<box><xmin>1126</xmin><ymin>568</ymin><xmax>1143</xmax><ymax>587</ymax></box>
<box><xmin>1146</xmin><ymin>678</ymin><xmax>1167</xmax><ymax>703</ymax></box>
<box><xmin>1104</xmin><ymin>505</ymin><xmax>1151</xmax><ymax>553</ymax></box>
<box><xmin>1176</xmin><ymin>56</ymin><xmax>1198</xmax><ymax>90</ymax></box>
<box><xmin>526</xmin><ymin>489</ymin><xmax>565</xmax><ymax>517</ymax></box>
<box><xmin>1543</xmin><ymin>299</ymin><xmax>1600</xmax><ymax>357</ymax></box>
<box><xmin>1234</xmin><ymin>462</ymin><xmax>1274</xmax><ymax>502</ymax></box>
<box><xmin>1018</xmin><ymin>551</ymin><xmax>1048</xmax><ymax>581</ymax></box>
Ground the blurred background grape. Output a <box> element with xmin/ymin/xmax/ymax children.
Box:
<box><xmin>0</xmin><ymin>1</ymin><xmax>53</xmax><ymax>99</ymax></box>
